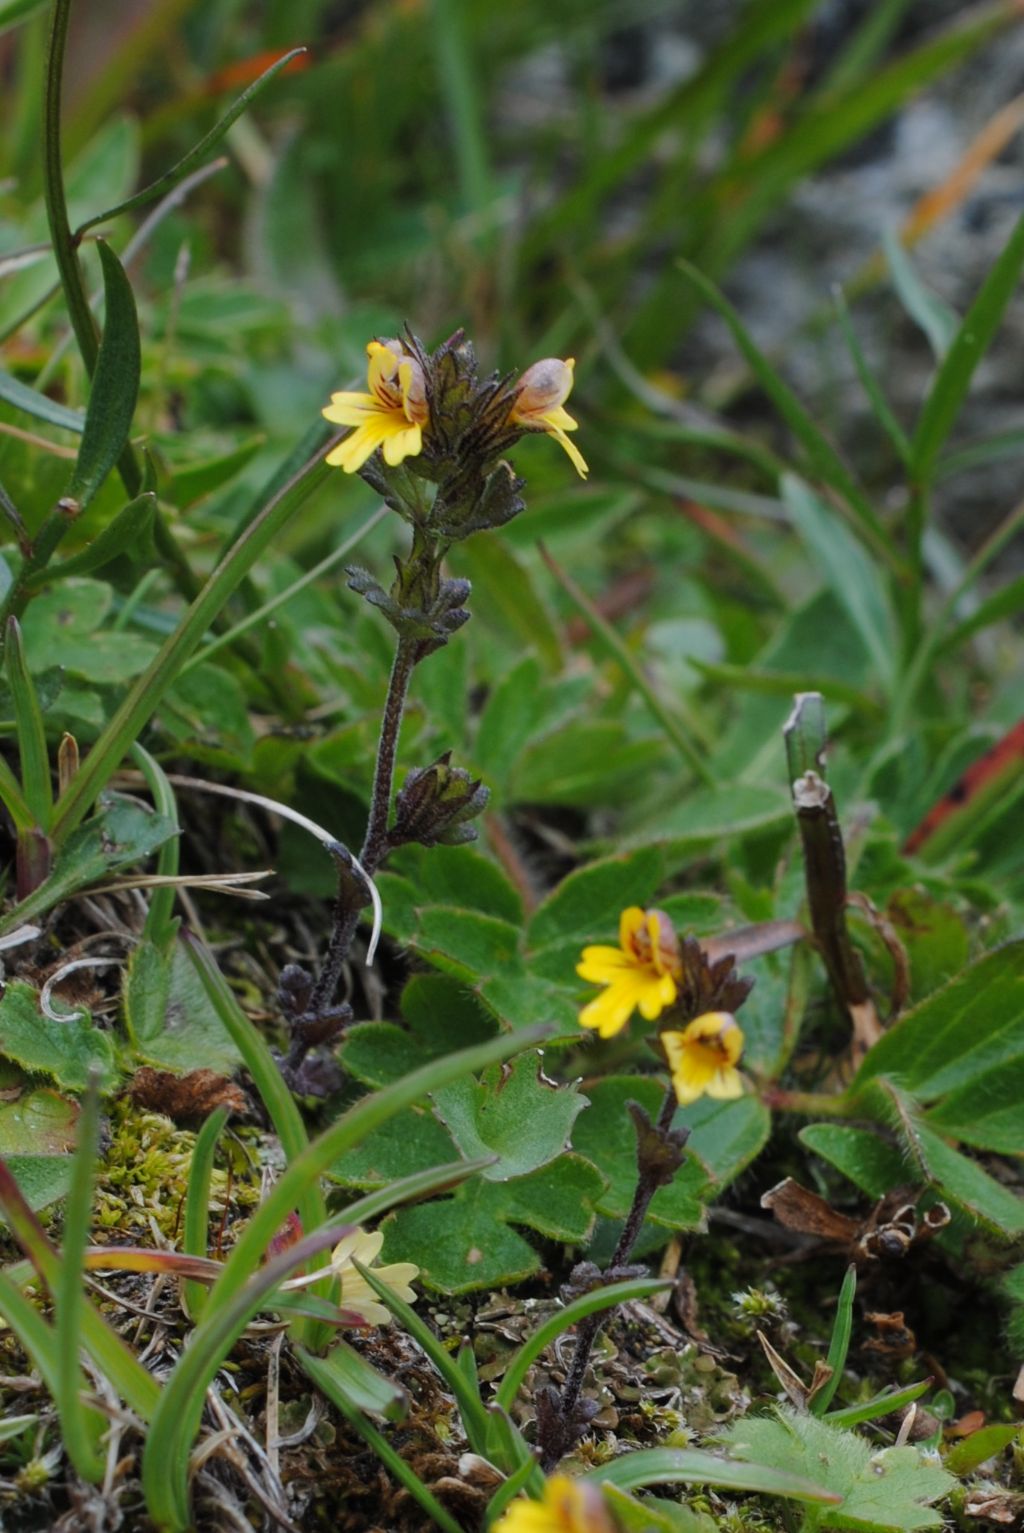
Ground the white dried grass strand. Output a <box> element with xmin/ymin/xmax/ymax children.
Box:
<box><xmin>40</xmin><ymin>956</ymin><xmax>123</xmax><ymax>1023</ymax></box>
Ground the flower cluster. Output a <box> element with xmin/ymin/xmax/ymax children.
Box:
<box><xmin>576</xmin><ymin>906</ymin><xmax>748</xmax><ymax>1107</ymax></box>
<box><xmin>280</xmin><ymin>1226</ymin><xmax>418</xmax><ymax>1326</ymax></box>
<box><xmin>323</xmin><ymin>333</ymin><xmax>588</xmax><ymax>506</ymax></box>
<box><xmin>492</xmin><ymin>1474</ymin><xmax>616</xmax><ymax>1533</ymax></box>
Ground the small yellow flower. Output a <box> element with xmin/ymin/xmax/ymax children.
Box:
<box><xmin>663</xmin><ymin>1012</ymin><xmax>745</xmax><ymax>1106</ymax></box>
<box><xmin>323</xmin><ymin>339</ymin><xmax>428</xmax><ymax>474</ymax></box>
<box><xmin>510</xmin><ymin>357</ymin><xmax>589</xmax><ymax>479</ymax></box>
<box><xmin>577</xmin><ymin>907</ymin><xmax>680</xmax><ymax>1039</ymax></box>
<box><xmin>280</xmin><ymin>1226</ymin><xmax>418</xmax><ymax>1326</ymax></box>
<box><xmin>492</xmin><ymin>1474</ymin><xmax>616</xmax><ymax>1533</ymax></box>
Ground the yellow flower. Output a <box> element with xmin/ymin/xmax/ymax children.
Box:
<box><xmin>663</xmin><ymin>1012</ymin><xmax>745</xmax><ymax>1106</ymax></box>
<box><xmin>322</xmin><ymin>339</ymin><xmax>428</xmax><ymax>474</ymax></box>
<box><xmin>280</xmin><ymin>1226</ymin><xmax>418</xmax><ymax>1326</ymax></box>
<box><xmin>492</xmin><ymin>1474</ymin><xmax>616</xmax><ymax>1533</ymax></box>
<box><xmin>510</xmin><ymin>357</ymin><xmax>589</xmax><ymax>479</ymax></box>
<box><xmin>577</xmin><ymin>906</ymin><xmax>680</xmax><ymax>1039</ymax></box>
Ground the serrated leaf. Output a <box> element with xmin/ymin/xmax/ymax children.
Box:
<box><xmin>526</xmin><ymin>846</ymin><xmax>666</xmax><ymax>952</ymax></box>
<box><xmin>570</xmin><ymin>1077</ymin><xmax>710</xmax><ymax>1230</ymax></box>
<box><xmin>67</xmin><ymin>243</ymin><xmax>140</xmax><ymax>510</ymax></box>
<box><xmin>0</xmin><ymin>983</ymin><xmax>116</xmax><ymax>1091</ymax></box>
<box><xmin>432</xmin><ymin>1054</ymin><xmax>586</xmax><ymax>1180</ymax></box>
<box><xmin>721</xmin><ymin>1409</ymin><xmax>954</xmax><ymax>1531</ymax></box>
<box><xmin>854</xmin><ymin>939</ymin><xmax>1024</xmax><ymax>1100</ymax></box>
<box><xmin>379</xmin><ymin>1154</ymin><xmax>605</xmax><ymax>1295</ymax></box>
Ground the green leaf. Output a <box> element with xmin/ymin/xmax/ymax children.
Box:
<box><xmin>67</xmin><ymin>243</ymin><xmax>141</xmax><ymax>510</ymax></box>
<box><xmin>526</xmin><ymin>846</ymin><xmax>666</xmax><ymax>952</ymax></box>
<box><xmin>586</xmin><ymin>1444</ymin><xmax>841</xmax><ymax>1504</ymax></box>
<box><xmin>1</xmin><ymin>797</ymin><xmax>177</xmax><ymax>932</ymax></box>
<box><xmin>327</xmin><ymin>1106</ymin><xmax>457</xmax><ymax>1187</ymax></box>
<box><xmin>380</xmin><ymin>1154</ymin><xmax>606</xmax><ymax>1295</ymax></box>
<box><xmin>854</xmin><ymin>938</ymin><xmax>1024</xmax><ymax>1100</ymax></box>
<box><xmin>432</xmin><ymin>1053</ymin><xmax>587</xmax><ymax>1180</ymax></box>
<box><xmin>897</xmin><ymin>1110</ymin><xmax>1024</xmax><ymax>1238</ymax></box>
<box><xmin>451</xmin><ymin>535</ymin><xmax>562</xmax><ymax>672</ymax></box>
<box><xmin>799</xmin><ymin>1125</ymin><xmax>907</xmax><ymax>1199</ymax></box>
<box><xmin>570</xmin><ymin>1077</ymin><xmax>710</xmax><ymax>1230</ymax></box>
<box><xmin>473</xmin><ymin>654</ymin><xmax>545</xmax><ymax>790</ymax></box>
<box><xmin>720</xmin><ymin>1409</ymin><xmax>953</xmax><ymax>1531</ymax></box>
<box><xmin>123</xmin><ymin>939</ymin><xmax>241</xmax><ymax>1076</ymax></box>
<box><xmin>681</xmin><ymin>1094</ymin><xmax>771</xmax><ymax>1188</ymax></box>
<box><xmin>33</xmin><ymin>493</ymin><xmax>156</xmax><ymax>585</ymax></box>
<box><xmin>6</xmin><ymin>617</ymin><xmax>52</xmax><ymax>830</ymax></box>
<box><xmin>0</xmin><ymin>1073</ymin><xmax>78</xmax><ymax>1156</ymax></box>
<box><xmin>883</xmin><ymin>231</ymin><xmax>959</xmax><ymax>363</ymax></box>
<box><xmin>306</xmin><ymin>1337</ymin><xmax>407</xmax><ymax>1422</ymax></box>
<box><xmin>0</xmin><ymin>983</ymin><xmax>116</xmax><ymax>1091</ymax></box>
<box><xmin>602</xmin><ymin>1484</ymin><xmax>717</xmax><ymax>1533</ymax></box>
<box><xmin>0</xmin><ymin>370</ymin><xmax>84</xmax><ymax>434</ymax></box>
<box><xmin>944</xmin><ymin>1424</ymin><xmax>1021</xmax><ymax>1474</ymax></box>
<box><xmin>925</xmin><ymin>1057</ymin><xmax>1024</xmax><ymax>1154</ymax></box>
<box><xmin>340</xmin><ymin>976</ymin><xmax>496</xmax><ymax>1089</ymax></box>
<box><xmin>781</xmin><ymin>474</ymin><xmax>896</xmax><ymax>689</ymax></box>
<box><xmin>911</xmin><ymin>215</ymin><xmax>1024</xmax><ymax>481</ymax></box>
<box><xmin>626</xmin><ymin>783</ymin><xmax>792</xmax><ymax>856</ymax></box>
<box><xmin>76</xmin><ymin>51</ymin><xmax>306</xmax><ymax>236</ymax></box>
<box><xmin>2</xmin><ymin>1158</ymin><xmax>73</xmax><ymax>1212</ymax></box>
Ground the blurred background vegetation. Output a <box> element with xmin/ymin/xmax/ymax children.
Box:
<box><xmin>2</xmin><ymin>0</ymin><xmax>1024</xmax><ymax>918</ymax></box>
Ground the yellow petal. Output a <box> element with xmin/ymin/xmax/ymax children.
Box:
<box><xmin>576</xmin><ymin>945</ymin><xmax>636</xmax><ymax>982</ymax></box>
<box><xmin>706</xmin><ymin>1065</ymin><xmax>744</xmax><ymax>1100</ymax></box>
<box><xmin>547</xmin><ymin>426</ymin><xmax>589</xmax><ymax>479</ymax></box>
<box><xmin>636</xmin><ymin>970</ymin><xmax>677</xmax><ymax>1020</ymax></box>
<box><xmin>325</xmin><ymin>417</ymin><xmax>393</xmax><ymax>472</ymax></box>
<box><xmin>539</xmin><ymin>404</ymin><xmax>578</xmax><ymax>433</ymax></box>
<box><xmin>381</xmin><ymin>420</ymin><xmax>423</xmax><ymax>465</ymax></box>
<box><xmin>618</xmin><ymin>907</ymin><xmax>646</xmax><ymax>949</ymax></box>
<box><xmin>579</xmin><ymin>977</ymin><xmax>646</xmax><ymax>1037</ymax></box>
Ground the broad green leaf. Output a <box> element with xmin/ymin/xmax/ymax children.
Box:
<box><xmin>513</xmin><ymin>718</ymin><xmax>665</xmax><ymax>808</ymax></box>
<box><xmin>392</xmin><ymin>844</ymin><xmax>523</xmax><ymax>924</ymax></box>
<box><xmin>328</xmin><ymin>1106</ymin><xmax>457</xmax><ymax>1187</ymax></box>
<box><xmin>123</xmin><ymin>939</ymin><xmax>241</xmax><ymax>1076</ymax></box>
<box><xmin>0</xmin><ymin>1082</ymin><xmax>78</xmax><ymax>1156</ymax></box>
<box><xmin>925</xmin><ymin>1057</ymin><xmax>1024</xmax><ymax>1154</ymax></box>
<box><xmin>526</xmin><ymin>846</ymin><xmax>666</xmax><ymax>953</ymax></box>
<box><xmin>720</xmin><ymin>1409</ymin><xmax>953</xmax><ymax>1531</ymax></box>
<box><xmin>911</xmin><ymin>214</ymin><xmax>1024</xmax><ymax>481</ymax></box>
<box><xmin>626</xmin><ymin>783</ymin><xmax>792</xmax><ymax>854</ymax></box>
<box><xmin>341</xmin><ymin>976</ymin><xmax>496</xmax><ymax>1089</ymax></box>
<box><xmin>883</xmin><ymin>231</ymin><xmax>959</xmax><ymax>362</ymax></box>
<box><xmin>0</xmin><ymin>983</ymin><xmax>116</xmax><ymax>1090</ymax></box>
<box><xmin>854</xmin><ymin>939</ymin><xmax>1024</xmax><ymax>1099</ymax></box>
<box><xmin>382</xmin><ymin>1189</ymin><xmax>540</xmax><ymax>1293</ymax></box>
<box><xmin>679</xmin><ymin>1094</ymin><xmax>771</xmax><ymax>1188</ymax></box>
<box><xmin>799</xmin><ymin>1125</ymin><xmax>907</xmax><ymax>1199</ymax></box>
<box><xmin>432</xmin><ymin>1054</ymin><xmax>586</xmax><ymax>1180</ymax></box>
<box><xmin>571</xmin><ymin>1077</ymin><xmax>710</xmax><ymax>1230</ymax></box>
<box><xmin>67</xmin><ymin>243</ymin><xmax>141</xmax><ymax>510</ymax></box>
<box><xmin>1</xmin><ymin>798</ymin><xmax>177</xmax><ymax>932</ymax></box>
<box><xmin>3</xmin><ymin>1159</ymin><xmax>73</xmax><ymax>1213</ymax></box>
<box><xmin>885</xmin><ymin>889</ymin><xmax>969</xmax><ymax>1003</ymax></box>
<box><xmin>164</xmin><ymin>436</ymin><xmax>265</xmax><ymax>508</ymax></box>
<box><xmin>781</xmin><ymin>474</ymin><xmax>895</xmax><ymax>689</ymax></box>
<box><xmin>900</xmin><ymin>1114</ymin><xmax>1024</xmax><ymax>1238</ymax></box>
<box><xmin>380</xmin><ymin>1154</ymin><xmax>605</xmax><ymax>1294</ymax></box>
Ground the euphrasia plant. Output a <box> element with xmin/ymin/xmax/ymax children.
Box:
<box><xmin>281</xmin><ymin>333</ymin><xmax>588</xmax><ymax>1067</ymax></box>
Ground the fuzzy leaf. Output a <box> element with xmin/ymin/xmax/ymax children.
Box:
<box><xmin>799</xmin><ymin>1125</ymin><xmax>907</xmax><ymax>1199</ymax></box>
<box><xmin>341</xmin><ymin>976</ymin><xmax>497</xmax><ymax>1089</ymax></box>
<box><xmin>67</xmin><ymin>243</ymin><xmax>141</xmax><ymax>510</ymax></box>
<box><xmin>526</xmin><ymin>846</ymin><xmax>666</xmax><ymax>952</ymax></box>
<box><xmin>721</xmin><ymin>1409</ymin><xmax>954</xmax><ymax>1531</ymax></box>
<box><xmin>123</xmin><ymin>939</ymin><xmax>241</xmax><ymax>1076</ymax></box>
<box><xmin>0</xmin><ymin>983</ymin><xmax>116</xmax><ymax>1091</ymax></box>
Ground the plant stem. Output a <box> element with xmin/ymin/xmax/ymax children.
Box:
<box><xmin>546</xmin><ymin>1085</ymin><xmax>677</xmax><ymax>1469</ymax></box>
<box><xmin>308</xmin><ymin>636</ymin><xmax>418</xmax><ymax>1012</ymax></box>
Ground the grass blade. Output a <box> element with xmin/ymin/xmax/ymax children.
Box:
<box><xmin>54</xmin><ymin>1077</ymin><xmax>105</xmax><ymax>1482</ymax></box>
<box><xmin>181</xmin><ymin>1105</ymin><xmax>228</xmax><ymax>1321</ymax></box>
<box><xmin>810</xmin><ymin>1265</ymin><xmax>856</xmax><ymax>1416</ymax></box>
<box><xmin>910</xmin><ymin>213</ymin><xmax>1024</xmax><ymax>482</ymax></box>
<box><xmin>5</xmin><ymin>617</ymin><xmax>52</xmax><ymax>832</ymax></box>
